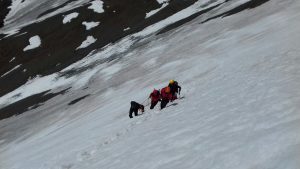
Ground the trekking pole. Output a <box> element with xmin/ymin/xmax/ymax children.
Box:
<box><xmin>141</xmin><ymin>97</ymin><xmax>149</xmax><ymax>105</ymax></box>
<box><xmin>144</xmin><ymin>99</ymin><xmax>151</xmax><ymax>107</ymax></box>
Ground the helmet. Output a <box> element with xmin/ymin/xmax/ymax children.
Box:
<box><xmin>165</xmin><ymin>87</ymin><xmax>171</xmax><ymax>93</ymax></box>
<box><xmin>169</xmin><ymin>79</ymin><xmax>175</xmax><ymax>84</ymax></box>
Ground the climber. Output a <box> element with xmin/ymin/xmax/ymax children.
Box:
<box><xmin>168</xmin><ymin>80</ymin><xmax>181</xmax><ymax>101</ymax></box>
<box><xmin>129</xmin><ymin>101</ymin><xmax>144</xmax><ymax>118</ymax></box>
<box><xmin>149</xmin><ymin>89</ymin><xmax>161</xmax><ymax>109</ymax></box>
<box><xmin>160</xmin><ymin>86</ymin><xmax>173</xmax><ymax>109</ymax></box>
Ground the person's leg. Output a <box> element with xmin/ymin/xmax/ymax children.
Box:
<box><xmin>170</xmin><ymin>91</ymin><xmax>175</xmax><ymax>101</ymax></box>
<box><xmin>129</xmin><ymin>108</ymin><xmax>134</xmax><ymax>118</ymax></box>
<box><xmin>134</xmin><ymin>109</ymin><xmax>138</xmax><ymax>116</ymax></box>
<box><xmin>150</xmin><ymin>101</ymin><xmax>158</xmax><ymax>109</ymax></box>
<box><xmin>173</xmin><ymin>93</ymin><xmax>178</xmax><ymax>100</ymax></box>
<box><xmin>160</xmin><ymin>99</ymin><xmax>169</xmax><ymax>109</ymax></box>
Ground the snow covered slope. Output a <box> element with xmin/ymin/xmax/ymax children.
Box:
<box><xmin>0</xmin><ymin>0</ymin><xmax>300</xmax><ymax>169</ymax></box>
<box><xmin>1</xmin><ymin>0</ymin><xmax>90</xmax><ymax>33</ymax></box>
<box><xmin>0</xmin><ymin>0</ymin><xmax>206</xmax><ymax>98</ymax></box>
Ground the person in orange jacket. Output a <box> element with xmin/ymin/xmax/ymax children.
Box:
<box><xmin>160</xmin><ymin>86</ymin><xmax>173</xmax><ymax>109</ymax></box>
<box><xmin>149</xmin><ymin>89</ymin><xmax>161</xmax><ymax>109</ymax></box>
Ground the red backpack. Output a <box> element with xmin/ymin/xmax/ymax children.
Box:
<box><xmin>161</xmin><ymin>87</ymin><xmax>172</xmax><ymax>99</ymax></box>
<box><xmin>150</xmin><ymin>89</ymin><xmax>160</xmax><ymax>102</ymax></box>
<box><xmin>153</xmin><ymin>89</ymin><xmax>160</xmax><ymax>96</ymax></box>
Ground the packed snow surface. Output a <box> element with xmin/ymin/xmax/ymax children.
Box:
<box><xmin>23</xmin><ymin>35</ymin><xmax>41</xmax><ymax>51</ymax></box>
<box><xmin>88</xmin><ymin>0</ymin><xmax>104</xmax><ymax>13</ymax></box>
<box><xmin>82</xmin><ymin>21</ymin><xmax>100</xmax><ymax>30</ymax></box>
<box><xmin>1</xmin><ymin>0</ymin><xmax>300</xmax><ymax>169</ymax></box>
<box><xmin>63</xmin><ymin>12</ymin><xmax>79</xmax><ymax>24</ymax></box>
<box><xmin>76</xmin><ymin>36</ymin><xmax>97</xmax><ymax>49</ymax></box>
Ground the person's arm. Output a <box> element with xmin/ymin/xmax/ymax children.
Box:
<box><xmin>178</xmin><ymin>86</ymin><xmax>181</xmax><ymax>95</ymax></box>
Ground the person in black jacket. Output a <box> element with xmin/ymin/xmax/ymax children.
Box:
<box><xmin>129</xmin><ymin>101</ymin><xmax>144</xmax><ymax>118</ymax></box>
<box><xmin>168</xmin><ymin>80</ymin><xmax>181</xmax><ymax>101</ymax></box>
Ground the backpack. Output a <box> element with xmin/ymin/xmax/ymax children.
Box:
<box><xmin>153</xmin><ymin>89</ymin><xmax>160</xmax><ymax>96</ymax></box>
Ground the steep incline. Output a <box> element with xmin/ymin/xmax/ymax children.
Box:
<box><xmin>0</xmin><ymin>0</ymin><xmax>226</xmax><ymax>117</ymax></box>
<box><xmin>0</xmin><ymin>0</ymin><xmax>203</xmax><ymax>97</ymax></box>
<box><xmin>0</xmin><ymin>0</ymin><xmax>299</xmax><ymax>169</ymax></box>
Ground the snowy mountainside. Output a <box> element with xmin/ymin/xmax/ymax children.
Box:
<box><xmin>1</xmin><ymin>0</ymin><xmax>300</xmax><ymax>169</ymax></box>
<box><xmin>0</xmin><ymin>0</ymin><xmax>226</xmax><ymax>118</ymax></box>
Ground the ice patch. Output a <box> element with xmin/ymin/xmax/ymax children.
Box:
<box><xmin>146</xmin><ymin>2</ymin><xmax>169</xmax><ymax>18</ymax></box>
<box><xmin>76</xmin><ymin>36</ymin><xmax>97</xmax><ymax>49</ymax></box>
<box><xmin>123</xmin><ymin>27</ymin><xmax>130</xmax><ymax>31</ymax></box>
<box><xmin>88</xmin><ymin>0</ymin><xmax>104</xmax><ymax>13</ymax></box>
<box><xmin>0</xmin><ymin>64</ymin><xmax>21</xmax><ymax>78</ymax></box>
<box><xmin>23</xmin><ymin>35</ymin><xmax>41</xmax><ymax>51</ymax></box>
<box><xmin>156</xmin><ymin>0</ymin><xmax>169</xmax><ymax>4</ymax></box>
<box><xmin>82</xmin><ymin>21</ymin><xmax>100</xmax><ymax>30</ymax></box>
<box><xmin>63</xmin><ymin>12</ymin><xmax>79</xmax><ymax>24</ymax></box>
<box><xmin>9</xmin><ymin>57</ymin><xmax>16</xmax><ymax>63</ymax></box>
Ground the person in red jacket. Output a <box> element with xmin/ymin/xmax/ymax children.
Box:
<box><xmin>149</xmin><ymin>89</ymin><xmax>161</xmax><ymax>109</ymax></box>
<box><xmin>160</xmin><ymin>86</ymin><xmax>173</xmax><ymax>109</ymax></box>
